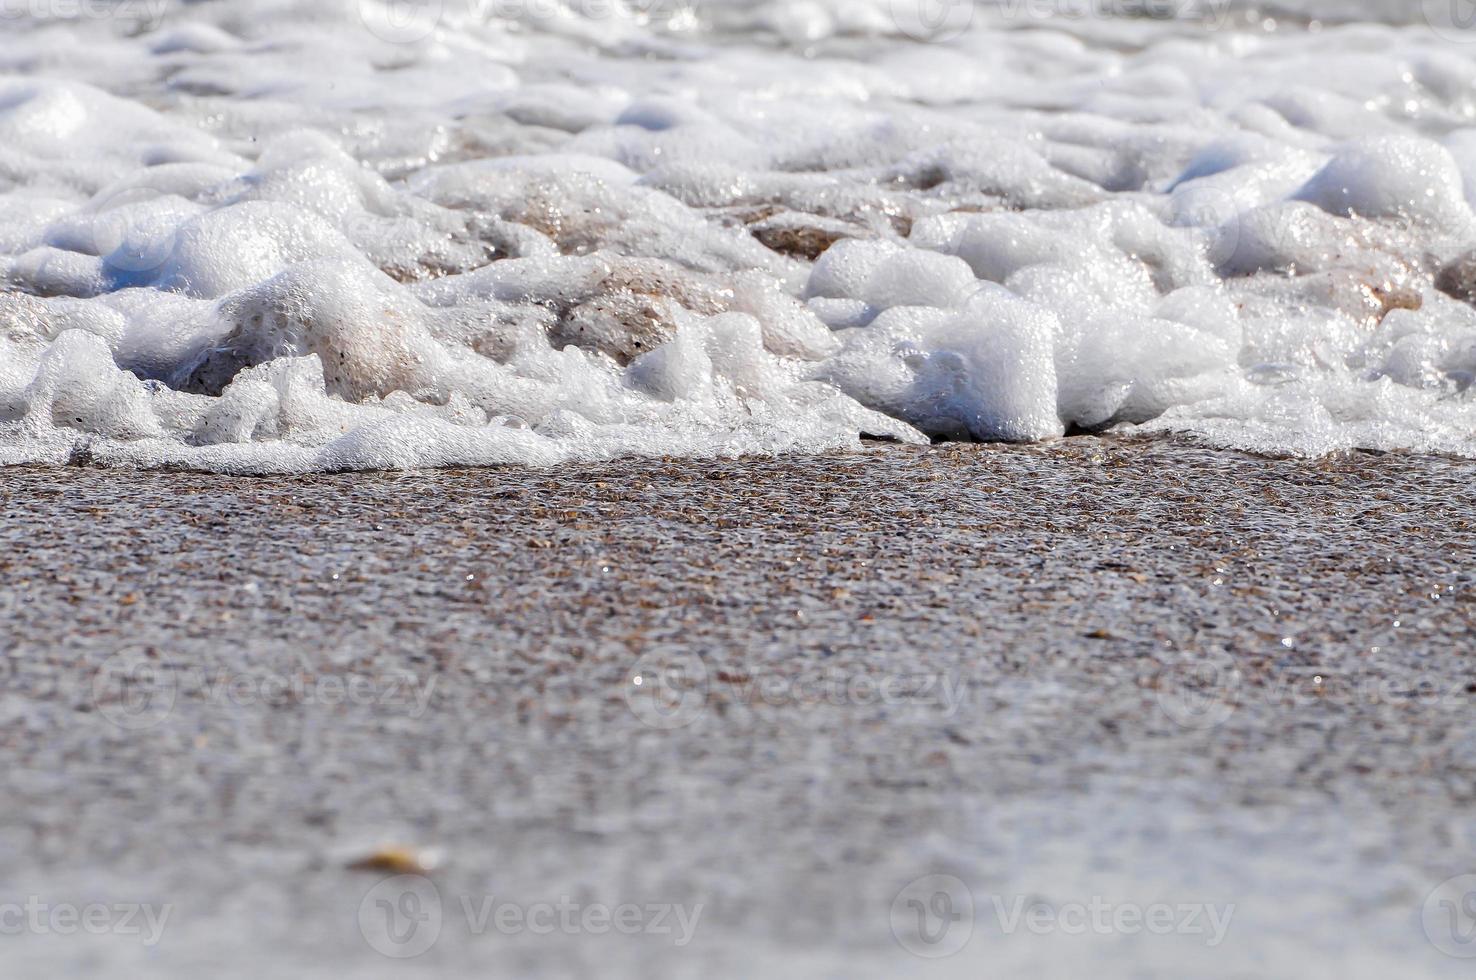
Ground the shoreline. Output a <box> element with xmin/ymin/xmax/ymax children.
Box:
<box><xmin>7</xmin><ymin>429</ymin><xmax>1476</xmax><ymax>480</ymax></box>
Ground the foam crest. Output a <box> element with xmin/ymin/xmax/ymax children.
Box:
<box><xmin>3</xmin><ymin>3</ymin><xmax>1476</xmax><ymax>470</ymax></box>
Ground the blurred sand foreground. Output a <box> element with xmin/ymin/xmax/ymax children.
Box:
<box><xmin>1</xmin><ymin>438</ymin><xmax>1474</xmax><ymax>977</ymax></box>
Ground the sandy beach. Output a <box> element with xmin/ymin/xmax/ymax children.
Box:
<box><xmin>7</xmin><ymin>3</ymin><xmax>1476</xmax><ymax>975</ymax></box>
<box><xmin>2</xmin><ymin>437</ymin><xmax>1473</xmax><ymax>977</ymax></box>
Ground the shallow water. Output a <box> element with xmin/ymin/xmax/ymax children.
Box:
<box><xmin>4</xmin><ymin>1</ymin><xmax>1476</xmax><ymax>471</ymax></box>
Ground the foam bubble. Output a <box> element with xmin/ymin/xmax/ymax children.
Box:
<box><xmin>3</xmin><ymin>4</ymin><xmax>1476</xmax><ymax>471</ymax></box>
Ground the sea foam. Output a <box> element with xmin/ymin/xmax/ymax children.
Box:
<box><xmin>3</xmin><ymin>1</ymin><xmax>1476</xmax><ymax>471</ymax></box>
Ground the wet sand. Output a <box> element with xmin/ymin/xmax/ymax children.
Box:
<box><xmin>1</xmin><ymin>438</ymin><xmax>1474</xmax><ymax>977</ymax></box>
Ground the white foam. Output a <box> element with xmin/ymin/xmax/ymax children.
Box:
<box><xmin>3</xmin><ymin>3</ymin><xmax>1476</xmax><ymax>471</ymax></box>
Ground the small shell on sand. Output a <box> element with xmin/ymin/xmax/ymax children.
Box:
<box><xmin>347</xmin><ymin>844</ymin><xmax>445</xmax><ymax>874</ymax></box>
